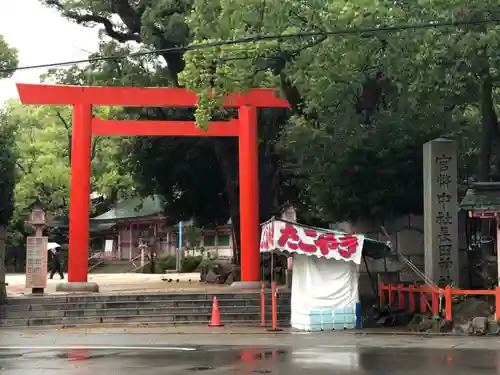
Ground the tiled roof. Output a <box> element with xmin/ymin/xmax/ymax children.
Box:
<box><xmin>49</xmin><ymin>220</ymin><xmax>116</xmax><ymax>232</ymax></box>
<box><xmin>460</xmin><ymin>182</ymin><xmax>500</xmax><ymax>212</ymax></box>
<box><xmin>91</xmin><ymin>195</ymin><xmax>165</xmax><ymax>222</ymax></box>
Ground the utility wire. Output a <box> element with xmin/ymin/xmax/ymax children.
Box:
<box><xmin>1</xmin><ymin>18</ymin><xmax>499</xmax><ymax>74</ymax></box>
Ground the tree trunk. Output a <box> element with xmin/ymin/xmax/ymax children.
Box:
<box><xmin>211</xmin><ymin>139</ymin><xmax>241</xmax><ymax>264</ymax></box>
<box><xmin>0</xmin><ymin>226</ymin><xmax>6</xmax><ymax>304</ymax></box>
<box><xmin>478</xmin><ymin>75</ymin><xmax>496</xmax><ymax>181</ymax></box>
<box><xmin>478</xmin><ymin>74</ymin><xmax>498</xmax><ymax>288</ymax></box>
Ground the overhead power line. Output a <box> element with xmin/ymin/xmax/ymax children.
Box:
<box><xmin>1</xmin><ymin>18</ymin><xmax>499</xmax><ymax>74</ymax></box>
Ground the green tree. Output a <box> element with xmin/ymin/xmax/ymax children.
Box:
<box><xmin>0</xmin><ymin>111</ymin><xmax>17</xmax><ymax>227</ymax></box>
<box><xmin>39</xmin><ymin>0</ymin><xmax>299</xmax><ymax>262</ymax></box>
<box><xmin>42</xmin><ymin>0</ymin><xmax>190</xmax><ymax>86</ymax></box>
<box><xmin>181</xmin><ymin>0</ymin><xmax>500</xmax><ymax>286</ymax></box>
<box><xmin>41</xmin><ymin>1</ymin><xmax>495</xmax><ymax>221</ymax></box>
<box><xmin>4</xmin><ymin>100</ymin><xmax>133</xmax><ymax>220</ymax></box>
<box><xmin>42</xmin><ymin>2</ymin><xmax>499</xmax><ymax>282</ymax></box>
<box><xmin>0</xmin><ymin>34</ymin><xmax>18</xmax><ymax>79</ymax></box>
<box><xmin>0</xmin><ymin>34</ymin><xmax>18</xmax><ymax>227</ymax></box>
<box><xmin>180</xmin><ymin>0</ymin><xmax>500</xmax><ymax>220</ymax></box>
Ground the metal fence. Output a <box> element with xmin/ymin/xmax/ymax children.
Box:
<box><xmin>380</xmin><ymin>282</ymin><xmax>500</xmax><ymax>321</ymax></box>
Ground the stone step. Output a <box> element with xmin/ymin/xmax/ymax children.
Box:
<box><xmin>1</xmin><ymin>311</ymin><xmax>291</xmax><ymax>328</ymax></box>
<box><xmin>90</xmin><ymin>261</ymin><xmax>135</xmax><ymax>274</ymax></box>
<box><xmin>5</xmin><ymin>291</ymin><xmax>290</xmax><ymax>305</ymax></box>
<box><xmin>1</xmin><ymin>291</ymin><xmax>291</xmax><ymax>327</ymax></box>
<box><xmin>1</xmin><ymin>317</ymin><xmax>291</xmax><ymax>329</ymax></box>
<box><xmin>2</xmin><ymin>305</ymin><xmax>290</xmax><ymax>319</ymax></box>
<box><xmin>3</xmin><ymin>297</ymin><xmax>287</xmax><ymax>312</ymax></box>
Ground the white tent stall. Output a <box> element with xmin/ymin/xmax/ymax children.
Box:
<box><xmin>260</xmin><ymin>218</ymin><xmax>389</xmax><ymax>331</ymax></box>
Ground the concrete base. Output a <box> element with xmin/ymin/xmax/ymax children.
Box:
<box><xmin>0</xmin><ymin>284</ymin><xmax>6</xmax><ymax>303</ymax></box>
<box><xmin>31</xmin><ymin>288</ymin><xmax>44</xmax><ymax>295</ymax></box>
<box><xmin>230</xmin><ymin>281</ymin><xmax>262</xmax><ymax>290</ymax></box>
<box><xmin>56</xmin><ymin>282</ymin><xmax>100</xmax><ymax>293</ymax></box>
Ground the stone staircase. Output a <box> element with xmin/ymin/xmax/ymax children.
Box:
<box><xmin>89</xmin><ymin>260</ymin><xmax>136</xmax><ymax>274</ymax></box>
<box><xmin>0</xmin><ymin>291</ymin><xmax>291</xmax><ymax>328</ymax></box>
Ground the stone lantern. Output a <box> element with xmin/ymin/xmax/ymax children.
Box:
<box><xmin>28</xmin><ymin>202</ymin><xmax>46</xmax><ymax>236</ymax></box>
<box><xmin>25</xmin><ymin>200</ymin><xmax>48</xmax><ymax>294</ymax></box>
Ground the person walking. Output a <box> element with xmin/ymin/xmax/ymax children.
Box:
<box><xmin>49</xmin><ymin>245</ymin><xmax>64</xmax><ymax>280</ymax></box>
<box><xmin>150</xmin><ymin>251</ymin><xmax>157</xmax><ymax>274</ymax></box>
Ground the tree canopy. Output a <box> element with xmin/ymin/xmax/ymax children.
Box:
<box><xmin>36</xmin><ymin>0</ymin><xmax>498</xmax><ymax>228</ymax></box>
<box><xmin>181</xmin><ymin>0</ymin><xmax>498</xmax><ymax>221</ymax></box>
<box><xmin>4</xmin><ymin>100</ymin><xmax>134</xmax><ymax>222</ymax></box>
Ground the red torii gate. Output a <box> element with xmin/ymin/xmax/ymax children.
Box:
<box><xmin>16</xmin><ymin>83</ymin><xmax>290</xmax><ymax>286</ymax></box>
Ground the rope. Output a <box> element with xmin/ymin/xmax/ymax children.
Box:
<box><xmin>380</xmin><ymin>225</ymin><xmax>440</xmax><ymax>291</ymax></box>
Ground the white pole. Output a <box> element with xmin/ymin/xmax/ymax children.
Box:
<box><xmin>177</xmin><ymin>221</ymin><xmax>183</xmax><ymax>271</ymax></box>
<box><xmin>129</xmin><ymin>223</ymin><xmax>133</xmax><ymax>260</ymax></box>
<box><xmin>117</xmin><ymin>230</ymin><xmax>121</xmax><ymax>260</ymax></box>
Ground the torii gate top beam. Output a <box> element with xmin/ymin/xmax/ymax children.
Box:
<box><xmin>16</xmin><ymin>83</ymin><xmax>290</xmax><ymax>108</ymax></box>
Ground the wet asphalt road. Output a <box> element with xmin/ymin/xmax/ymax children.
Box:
<box><xmin>2</xmin><ymin>344</ymin><xmax>500</xmax><ymax>375</ymax></box>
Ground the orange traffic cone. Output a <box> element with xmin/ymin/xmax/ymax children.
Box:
<box><xmin>208</xmin><ymin>296</ymin><xmax>223</xmax><ymax>327</ymax></box>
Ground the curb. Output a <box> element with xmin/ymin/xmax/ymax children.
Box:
<box><xmin>1</xmin><ymin>324</ymin><xmax>294</xmax><ymax>334</ymax></box>
<box><xmin>352</xmin><ymin>331</ymin><xmax>485</xmax><ymax>337</ymax></box>
<box><xmin>5</xmin><ymin>326</ymin><xmax>496</xmax><ymax>337</ymax></box>
<box><xmin>53</xmin><ymin>330</ymin><xmax>293</xmax><ymax>335</ymax></box>
<box><xmin>11</xmin><ymin>328</ymin><xmax>294</xmax><ymax>335</ymax></box>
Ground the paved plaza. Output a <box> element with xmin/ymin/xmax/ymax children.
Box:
<box><xmin>5</xmin><ymin>272</ymin><xmax>228</xmax><ymax>296</ymax></box>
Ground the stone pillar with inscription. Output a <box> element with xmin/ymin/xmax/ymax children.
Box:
<box><xmin>423</xmin><ymin>138</ymin><xmax>460</xmax><ymax>287</ymax></box>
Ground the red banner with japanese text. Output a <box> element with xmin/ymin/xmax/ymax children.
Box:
<box><xmin>260</xmin><ymin>219</ymin><xmax>365</xmax><ymax>265</ymax></box>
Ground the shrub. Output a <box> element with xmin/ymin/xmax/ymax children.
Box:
<box><xmin>156</xmin><ymin>254</ymin><xmax>176</xmax><ymax>273</ymax></box>
<box><xmin>155</xmin><ymin>254</ymin><xmax>204</xmax><ymax>273</ymax></box>
<box><xmin>181</xmin><ymin>255</ymin><xmax>203</xmax><ymax>273</ymax></box>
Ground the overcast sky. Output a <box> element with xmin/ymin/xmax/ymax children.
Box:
<box><xmin>0</xmin><ymin>0</ymin><xmax>100</xmax><ymax>104</ymax></box>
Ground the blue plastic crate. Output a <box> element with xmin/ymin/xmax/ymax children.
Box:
<box><xmin>309</xmin><ymin>310</ymin><xmax>323</xmax><ymax>332</ymax></box>
<box><xmin>321</xmin><ymin>309</ymin><xmax>333</xmax><ymax>331</ymax></box>
<box><xmin>333</xmin><ymin>306</ymin><xmax>358</xmax><ymax>330</ymax></box>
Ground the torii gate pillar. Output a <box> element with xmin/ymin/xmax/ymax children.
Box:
<box><xmin>238</xmin><ymin>106</ymin><xmax>259</xmax><ymax>286</ymax></box>
<box><xmin>16</xmin><ymin>83</ymin><xmax>290</xmax><ymax>292</ymax></box>
<box><xmin>69</xmin><ymin>104</ymin><xmax>93</xmax><ymax>283</ymax></box>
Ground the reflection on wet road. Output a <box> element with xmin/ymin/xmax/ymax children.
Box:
<box><xmin>1</xmin><ymin>345</ymin><xmax>500</xmax><ymax>375</ymax></box>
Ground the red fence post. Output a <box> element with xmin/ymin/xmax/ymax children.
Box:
<box><xmin>260</xmin><ymin>282</ymin><xmax>265</xmax><ymax>326</ymax></box>
<box><xmin>272</xmin><ymin>282</ymin><xmax>277</xmax><ymax>330</ymax></box>
<box><xmin>444</xmin><ymin>285</ymin><xmax>452</xmax><ymax>321</ymax></box>
<box><xmin>431</xmin><ymin>287</ymin><xmax>439</xmax><ymax>316</ymax></box>
<box><xmin>409</xmin><ymin>284</ymin><xmax>415</xmax><ymax>313</ymax></box>
<box><xmin>397</xmin><ymin>284</ymin><xmax>405</xmax><ymax>309</ymax></box>
<box><xmin>420</xmin><ymin>288</ymin><xmax>427</xmax><ymax>313</ymax></box>
<box><xmin>379</xmin><ymin>282</ymin><xmax>385</xmax><ymax>306</ymax></box>
<box><xmin>388</xmin><ymin>284</ymin><xmax>394</xmax><ymax>307</ymax></box>
<box><xmin>265</xmin><ymin>281</ymin><xmax>283</xmax><ymax>332</ymax></box>
<box><xmin>496</xmin><ymin>287</ymin><xmax>500</xmax><ymax>321</ymax></box>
